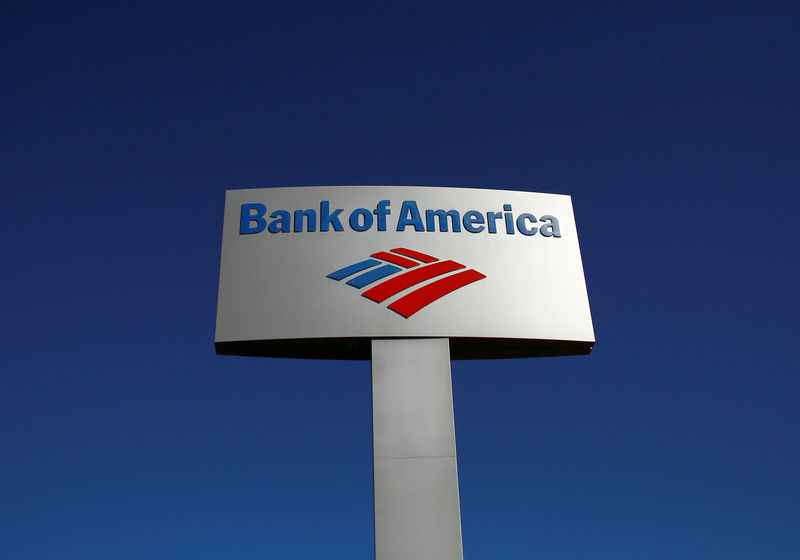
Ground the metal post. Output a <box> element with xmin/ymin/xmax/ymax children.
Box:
<box><xmin>371</xmin><ymin>338</ymin><xmax>463</xmax><ymax>560</ymax></box>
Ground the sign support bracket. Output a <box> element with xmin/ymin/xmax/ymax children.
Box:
<box><xmin>371</xmin><ymin>338</ymin><xmax>463</xmax><ymax>559</ymax></box>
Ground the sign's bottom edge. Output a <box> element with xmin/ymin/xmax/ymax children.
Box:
<box><xmin>215</xmin><ymin>337</ymin><xmax>594</xmax><ymax>360</ymax></box>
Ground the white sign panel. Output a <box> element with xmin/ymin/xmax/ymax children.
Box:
<box><xmin>215</xmin><ymin>186</ymin><xmax>594</xmax><ymax>359</ymax></box>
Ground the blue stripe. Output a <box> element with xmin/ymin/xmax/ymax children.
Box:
<box><xmin>327</xmin><ymin>259</ymin><xmax>381</xmax><ymax>280</ymax></box>
<box><xmin>346</xmin><ymin>264</ymin><xmax>402</xmax><ymax>288</ymax></box>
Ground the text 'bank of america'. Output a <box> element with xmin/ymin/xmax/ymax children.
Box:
<box><xmin>239</xmin><ymin>199</ymin><xmax>562</xmax><ymax>237</ymax></box>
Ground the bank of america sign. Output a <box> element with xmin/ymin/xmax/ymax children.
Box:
<box><xmin>215</xmin><ymin>186</ymin><xmax>594</xmax><ymax>359</ymax></box>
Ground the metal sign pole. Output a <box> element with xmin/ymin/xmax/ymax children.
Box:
<box><xmin>371</xmin><ymin>338</ymin><xmax>463</xmax><ymax>560</ymax></box>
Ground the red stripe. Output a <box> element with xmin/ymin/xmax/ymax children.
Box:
<box><xmin>362</xmin><ymin>260</ymin><xmax>464</xmax><ymax>303</ymax></box>
<box><xmin>388</xmin><ymin>269</ymin><xmax>487</xmax><ymax>318</ymax></box>
<box><xmin>370</xmin><ymin>251</ymin><xmax>420</xmax><ymax>268</ymax></box>
<box><xmin>390</xmin><ymin>247</ymin><xmax>438</xmax><ymax>263</ymax></box>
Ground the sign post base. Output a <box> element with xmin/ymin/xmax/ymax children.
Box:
<box><xmin>371</xmin><ymin>338</ymin><xmax>463</xmax><ymax>560</ymax></box>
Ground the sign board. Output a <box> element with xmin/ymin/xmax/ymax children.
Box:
<box><xmin>215</xmin><ymin>186</ymin><xmax>594</xmax><ymax>359</ymax></box>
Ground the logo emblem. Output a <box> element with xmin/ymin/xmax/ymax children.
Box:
<box><xmin>327</xmin><ymin>248</ymin><xmax>486</xmax><ymax>318</ymax></box>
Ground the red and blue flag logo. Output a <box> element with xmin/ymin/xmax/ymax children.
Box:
<box><xmin>327</xmin><ymin>248</ymin><xmax>486</xmax><ymax>318</ymax></box>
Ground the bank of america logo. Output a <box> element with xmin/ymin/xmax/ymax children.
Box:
<box><xmin>327</xmin><ymin>248</ymin><xmax>486</xmax><ymax>318</ymax></box>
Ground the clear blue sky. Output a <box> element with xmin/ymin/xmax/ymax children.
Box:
<box><xmin>2</xmin><ymin>2</ymin><xmax>798</xmax><ymax>558</ymax></box>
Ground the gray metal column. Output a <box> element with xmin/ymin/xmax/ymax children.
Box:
<box><xmin>371</xmin><ymin>338</ymin><xmax>463</xmax><ymax>560</ymax></box>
